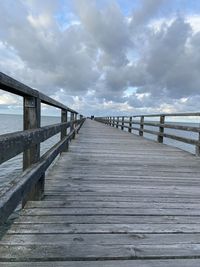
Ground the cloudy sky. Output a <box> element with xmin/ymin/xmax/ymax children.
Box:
<box><xmin>1</xmin><ymin>0</ymin><xmax>200</xmax><ymax>116</ymax></box>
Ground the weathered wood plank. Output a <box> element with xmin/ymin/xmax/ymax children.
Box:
<box><xmin>3</xmin><ymin>233</ymin><xmax>200</xmax><ymax>246</ymax></box>
<box><xmin>7</xmin><ymin>222</ymin><xmax>200</xmax><ymax>234</ymax></box>
<box><xmin>25</xmin><ymin>200</ymin><xmax>200</xmax><ymax>209</ymax></box>
<box><xmin>2</xmin><ymin>243</ymin><xmax>200</xmax><ymax>261</ymax></box>
<box><xmin>14</xmin><ymin>214</ymin><xmax>200</xmax><ymax>224</ymax></box>
<box><xmin>1</xmin><ymin>260</ymin><xmax>200</xmax><ymax>267</ymax></box>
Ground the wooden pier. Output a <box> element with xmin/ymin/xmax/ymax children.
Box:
<box><xmin>1</xmin><ymin>119</ymin><xmax>200</xmax><ymax>265</ymax></box>
<box><xmin>2</xmin><ymin>73</ymin><xmax>200</xmax><ymax>265</ymax></box>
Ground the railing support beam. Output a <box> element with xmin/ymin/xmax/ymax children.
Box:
<box><xmin>121</xmin><ymin>117</ymin><xmax>124</xmax><ymax>130</ymax></box>
<box><xmin>112</xmin><ymin>117</ymin><xmax>115</xmax><ymax>127</ymax></box>
<box><xmin>61</xmin><ymin>109</ymin><xmax>68</xmax><ymax>151</ymax></box>
<box><xmin>70</xmin><ymin>112</ymin><xmax>75</xmax><ymax>139</ymax></box>
<box><xmin>129</xmin><ymin>117</ymin><xmax>132</xmax><ymax>133</ymax></box>
<box><xmin>139</xmin><ymin>116</ymin><xmax>144</xmax><ymax>136</ymax></box>
<box><xmin>23</xmin><ymin>96</ymin><xmax>44</xmax><ymax>206</ymax></box>
<box><xmin>158</xmin><ymin>115</ymin><xmax>165</xmax><ymax>143</ymax></box>
<box><xmin>116</xmin><ymin>117</ymin><xmax>119</xmax><ymax>128</ymax></box>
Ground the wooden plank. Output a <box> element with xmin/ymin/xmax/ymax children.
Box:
<box><xmin>44</xmin><ymin>195</ymin><xmax>200</xmax><ymax>203</ymax></box>
<box><xmin>2</xmin><ymin>260</ymin><xmax>200</xmax><ymax>267</ymax></box>
<box><xmin>2</xmin><ymin>243</ymin><xmax>200</xmax><ymax>261</ymax></box>
<box><xmin>20</xmin><ymin>207</ymin><xmax>200</xmax><ymax>216</ymax></box>
<box><xmin>3</xmin><ymin>233</ymin><xmax>200</xmax><ymax>246</ymax></box>
<box><xmin>25</xmin><ymin>200</ymin><xmax>200</xmax><ymax>209</ymax></box>
<box><xmin>14</xmin><ymin>214</ymin><xmax>200</xmax><ymax>224</ymax></box>
<box><xmin>142</xmin><ymin>121</ymin><xmax>200</xmax><ymax>133</ymax></box>
<box><xmin>7</xmin><ymin>222</ymin><xmax>200</xmax><ymax>234</ymax></box>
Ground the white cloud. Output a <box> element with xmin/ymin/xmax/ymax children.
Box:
<box><xmin>0</xmin><ymin>92</ymin><xmax>19</xmax><ymax>105</ymax></box>
<box><xmin>27</xmin><ymin>14</ymin><xmax>52</xmax><ymax>28</ymax></box>
<box><xmin>0</xmin><ymin>0</ymin><xmax>200</xmax><ymax>116</ymax></box>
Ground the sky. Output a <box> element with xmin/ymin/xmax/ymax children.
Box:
<box><xmin>1</xmin><ymin>0</ymin><xmax>200</xmax><ymax>116</ymax></box>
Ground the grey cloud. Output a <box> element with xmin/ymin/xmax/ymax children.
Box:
<box><xmin>0</xmin><ymin>0</ymin><xmax>99</xmax><ymax>95</ymax></box>
<box><xmin>131</xmin><ymin>0</ymin><xmax>167</xmax><ymax>28</ymax></box>
<box><xmin>0</xmin><ymin>0</ymin><xmax>200</xmax><ymax>115</ymax></box>
<box><xmin>74</xmin><ymin>0</ymin><xmax>131</xmax><ymax>66</ymax></box>
<box><xmin>142</xmin><ymin>17</ymin><xmax>200</xmax><ymax>99</ymax></box>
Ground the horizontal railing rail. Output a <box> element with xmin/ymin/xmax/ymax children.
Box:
<box><xmin>0</xmin><ymin>72</ymin><xmax>85</xmax><ymax>224</ymax></box>
<box><xmin>0</xmin><ymin>72</ymin><xmax>76</xmax><ymax>112</ymax></box>
<box><xmin>95</xmin><ymin>113</ymin><xmax>200</xmax><ymax>156</ymax></box>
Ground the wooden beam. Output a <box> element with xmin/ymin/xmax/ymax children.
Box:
<box><xmin>0</xmin><ymin>72</ymin><xmax>77</xmax><ymax>113</ymax></box>
<box><xmin>139</xmin><ymin>116</ymin><xmax>144</xmax><ymax>136</ymax></box>
<box><xmin>61</xmin><ymin>109</ymin><xmax>68</xmax><ymax>152</ymax></box>
<box><xmin>121</xmin><ymin>117</ymin><xmax>124</xmax><ymax>130</ymax></box>
<box><xmin>0</xmin><ymin>120</ymin><xmax>84</xmax><ymax>225</ymax></box>
<box><xmin>158</xmin><ymin>115</ymin><xmax>165</xmax><ymax>143</ymax></box>
<box><xmin>23</xmin><ymin>96</ymin><xmax>43</xmax><ymax>205</ymax></box>
<box><xmin>128</xmin><ymin>117</ymin><xmax>132</xmax><ymax>133</ymax></box>
<box><xmin>116</xmin><ymin>117</ymin><xmax>119</xmax><ymax>128</ymax></box>
<box><xmin>0</xmin><ymin>122</ymin><xmax>70</xmax><ymax>165</ymax></box>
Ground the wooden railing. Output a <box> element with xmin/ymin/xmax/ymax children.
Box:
<box><xmin>0</xmin><ymin>72</ymin><xmax>85</xmax><ymax>224</ymax></box>
<box><xmin>95</xmin><ymin>113</ymin><xmax>200</xmax><ymax>156</ymax></box>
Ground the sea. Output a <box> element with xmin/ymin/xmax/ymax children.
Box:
<box><xmin>0</xmin><ymin>114</ymin><xmax>200</xmax><ymax>189</ymax></box>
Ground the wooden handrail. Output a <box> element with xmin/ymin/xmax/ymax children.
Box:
<box><xmin>0</xmin><ymin>72</ymin><xmax>77</xmax><ymax>113</ymax></box>
<box><xmin>0</xmin><ymin>72</ymin><xmax>85</xmax><ymax>224</ymax></box>
<box><xmin>95</xmin><ymin>113</ymin><xmax>200</xmax><ymax>156</ymax></box>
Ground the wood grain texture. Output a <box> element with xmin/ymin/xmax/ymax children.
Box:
<box><xmin>1</xmin><ymin>119</ymin><xmax>200</xmax><ymax>265</ymax></box>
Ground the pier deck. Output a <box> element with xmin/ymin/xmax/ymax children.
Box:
<box><xmin>1</xmin><ymin>119</ymin><xmax>200</xmax><ymax>266</ymax></box>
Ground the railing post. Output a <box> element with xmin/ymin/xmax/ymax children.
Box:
<box><xmin>139</xmin><ymin>116</ymin><xmax>144</xmax><ymax>136</ymax></box>
<box><xmin>196</xmin><ymin>133</ymin><xmax>200</xmax><ymax>156</ymax></box>
<box><xmin>61</xmin><ymin>109</ymin><xmax>68</xmax><ymax>151</ymax></box>
<box><xmin>70</xmin><ymin>112</ymin><xmax>75</xmax><ymax>139</ymax></box>
<box><xmin>158</xmin><ymin>115</ymin><xmax>165</xmax><ymax>143</ymax></box>
<box><xmin>121</xmin><ymin>116</ymin><xmax>124</xmax><ymax>130</ymax></box>
<box><xmin>77</xmin><ymin>114</ymin><xmax>83</xmax><ymax>134</ymax></box>
<box><xmin>112</xmin><ymin>117</ymin><xmax>115</xmax><ymax>127</ymax></box>
<box><xmin>22</xmin><ymin>96</ymin><xmax>44</xmax><ymax>206</ymax></box>
<box><xmin>109</xmin><ymin>117</ymin><xmax>112</xmax><ymax>126</ymax></box>
<box><xmin>129</xmin><ymin>117</ymin><xmax>132</xmax><ymax>133</ymax></box>
<box><xmin>74</xmin><ymin>113</ymin><xmax>77</xmax><ymax>131</ymax></box>
<box><xmin>116</xmin><ymin>117</ymin><xmax>119</xmax><ymax>128</ymax></box>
